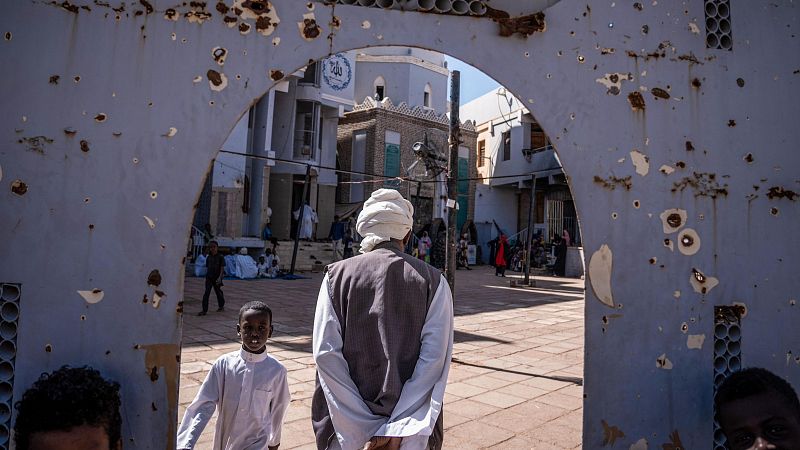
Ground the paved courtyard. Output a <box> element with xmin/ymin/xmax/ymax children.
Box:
<box><xmin>179</xmin><ymin>266</ymin><xmax>585</xmax><ymax>449</ymax></box>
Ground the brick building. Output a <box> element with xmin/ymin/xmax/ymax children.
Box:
<box><xmin>337</xmin><ymin>97</ymin><xmax>478</xmax><ymax>234</ymax></box>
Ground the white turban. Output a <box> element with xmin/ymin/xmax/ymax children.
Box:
<box><xmin>356</xmin><ymin>189</ymin><xmax>414</xmax><ymax>253</ymax></box>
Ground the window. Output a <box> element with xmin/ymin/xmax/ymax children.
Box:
<box><xmin>502</xmin><ymin>130</ymin><xmax>511</xmax><ymax>161</ymax></box>
<box><xmin>531</xmin><ymin>123</ymin><xmax>548</xmax><ymax>151</ymax></box>
<box><xmin>423</xmin><ymin>84</ymin><xmax>432</xmax><ymax>108</ymax></box>
<box><xmin>478</xmin><ymin>140</ymin><xmax>486</xmax><ymax>167</ymax></box>
<box><xmin>374</xmin><ymin>76</ymin><xmax>385</xmax><ymax>100</ymax></box>
<box><xmin>294</xmin><ymin>101</ymin><xmax>320</xmax><ymax>159</ymax></box>
<box><xmin>300</xmin><ymin>62</ymin><xmax>320</xmax><ymax>85</ymax></box>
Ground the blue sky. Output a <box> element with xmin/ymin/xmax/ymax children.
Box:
<box><xmin>445</xmin><ymin>56</ymin><xmax>500</xmax><ymax>104</ymax></box>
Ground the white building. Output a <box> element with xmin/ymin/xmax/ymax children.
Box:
<box><xmin>460</xmin><ymin>87</ymin><xmax>578</xmax><ymax>264</ymax></box>
<box><xmin>199</xmin><ymin>52</ymin><xmax>358</xmax><ymax>244</ymax></box>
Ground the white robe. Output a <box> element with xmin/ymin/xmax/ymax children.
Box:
<box><xmin>176</xmin><ymin>349</ymin><xmax>290</xmax><ymax>450</ymax></box>
<box><xmin>293</xmin><ymin>205</ymin><xmax>318</xmax><ymax>240</ymax></box>
<box><xmin>313</xmin><ymin>273</ymin><xmax>454</xmax><ymax>450</ymax></box>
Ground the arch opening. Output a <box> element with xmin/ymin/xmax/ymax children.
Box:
<box><xmin>181</xmin><ymin>44</ymin><xmax>586</xmax><ymax>447</ymax></box>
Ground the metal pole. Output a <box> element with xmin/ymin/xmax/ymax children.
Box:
<box><xmin>445</xmin><ymin>70</ymin><xmax>460</xmax><ymax>293</ymax></box>
<box><xmin>523</xmin><ymin>173</ymin><xmax>537</xmax><ymax>286</ymax></box>
<box><xmin>289</xmin><ymin>164</ymin><xmax>311</xmax><ymax>276</ymax></box>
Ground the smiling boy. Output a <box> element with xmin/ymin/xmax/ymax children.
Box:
<box><xmin>178</xmin><ymin>301</ymin><xmax>290</xmax><ymax>450</ymax></box>
<box><xmin>716</xmin><ymin>368</ymin><xmax>800</xmax><ymax>450</ymax></box>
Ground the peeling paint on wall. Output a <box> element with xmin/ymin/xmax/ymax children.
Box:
<box><xmin>690</xmin><ymin>268</ymin><xmax>719</xmax><ymax>294</ymax></box>
<box><xmin>629</xmin><ymin>438</ymin><xmax>648</xmax><ymax>450</ymax></box>
<box><xmin>659</xmin><ymin>208</ymin><xmax>687</xmax><ymax>234</ymax></box>
<box><xmin>77</xmin><ymin>289</ymin><xmax>104</xmax><ymax>304</ymax></box>
<box><xmin>139</xmin><ymin>343</ymin><xmax>180</xmax><ymax>450</ymax></box>
<box><xmin>656</xmin><ymin>353</ymin><xmax>673</xmax><ymax>369</ymax></box>
<box><xmin>589</xmin><ymin>245</ymin><xmax>614</xmax><ymax>308</ymax></box>
<box><xmin>630</xmin><ymin>150</ymin><xmax>649</xmax><ymax>176</ymax></box>
<box><xmin>143</xmin><ymin>216</ymin><xmax>156</xmax><ymax>229</ymax></box>
<box><xmin>687</xmin><ymin>334</ymin><xmax>706</xmax><ymax>349</ymax></box>
<box><xmin>596</xmin><ymin>72</ymin><xmax>633</xmax><ymax>95</ymax></box>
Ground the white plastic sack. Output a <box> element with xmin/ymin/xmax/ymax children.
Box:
<box><xmin>194</xmin><ymin>254</ymin><xmax>208</xmax><ymax>277</ymax></box>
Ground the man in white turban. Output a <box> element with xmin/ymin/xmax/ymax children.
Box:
<box><xmin>312</xmin><ymin>189</ymin><xmax>454</xmax><ymax>450</ymax></box>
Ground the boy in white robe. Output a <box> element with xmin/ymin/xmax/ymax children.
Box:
<box><xmin>177</xmin><ymin>301</ymin><xmax>290</xmax><ymax>450</ymax></box>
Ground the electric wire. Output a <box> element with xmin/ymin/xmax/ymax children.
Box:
<box><xmin>218</xmin><ymin>149</ymin><xmax>562</xmax><ymax>184</ymax></box>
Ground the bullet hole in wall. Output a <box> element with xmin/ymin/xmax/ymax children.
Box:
<box><xmin>667</xmin><ymin>213</ymin><xmax>682</xmax><ymax>228</ymax></box>
<box><xmin>736</xmin><ymin>78</ymin><xmax>745</xmax><ymax>87</ymax></box>
<box><xmin>11</xmin><ymin>179</ymin><xmax>28</xmax><ymax>195</ymax></box>
<box><xmin>45</xmin><ymin>344</ymin><xmax>52</xmax><ymax>353</ymax></box>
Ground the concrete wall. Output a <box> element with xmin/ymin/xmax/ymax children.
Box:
<box><xmin>2</xmin><ymin>1</ymin><xmax>799</xmax><ymax>448</ymax></box>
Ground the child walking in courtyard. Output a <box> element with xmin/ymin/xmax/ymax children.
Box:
<box><xmin>177</xmin><ymin>301</ymin><xmax>290</xmax><ymax>450</ymax></box>
<box><xmin>199</xmin><ymin>240</ymin><xmax>226</xmax><ymax>316</ymax></box>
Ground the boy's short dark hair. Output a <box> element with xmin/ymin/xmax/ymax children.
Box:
<box><xmin>239</xmin><ymin>301</ymin><xmax>273</xmax><ymax>323</ymax></box>
<box><xmin>209</xmin><ymin>240</ymin><xmax>219</xmax><ymax>246</ymax></box>
<box><xmin>716</xmin><ymin>367</ymin><xmax>800</xmax><ymax>417</ymax></box>
<box><xmin>14</xmin><ymin>366</ymin><xmax>122</xmax><ymax>450</ymax></box>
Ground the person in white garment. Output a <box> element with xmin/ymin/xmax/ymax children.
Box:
<box><xmin>294</xmin><ymin>203</ymin><xmax>318</xmax><ymax>240</ymax></box>
<box><xmin>311</xmin><ymin>189</ymin><xmax>454</xmax><ymax>450</ymax></box>
<box><xmin>177</xmin><ymin>301</ymin><xmax>290</xmax><ymax>450</ymax></box>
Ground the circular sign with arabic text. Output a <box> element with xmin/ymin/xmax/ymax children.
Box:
<box><xmin>322</xmin><ymin>53</ymin><xmax>352</xmax><ymax>91</ymax></box>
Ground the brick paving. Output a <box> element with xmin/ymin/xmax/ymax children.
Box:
<box><xmin>180</xmin><ymin>266</ymin><xmax>585</xmax><ymax>449</ymax></box>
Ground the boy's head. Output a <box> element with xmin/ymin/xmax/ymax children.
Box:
<box><xmin>208</xmin><ymin>240</ymin><xmax>219</xmax><ymax>255</ymax></box>
<box><xmin>258</xmin><ymin>256</ymin><xmax>265</xmax><ymax>264</ymax></box>
<box><xmin>14</xmin><ymin>366</ymin><xmax>122</xmax><ymax>450</ymax></box>
<box><xmin>271</xmin><ymin>260</ymin><xmax>278</xmax><ymax>267</ymax></box>
<box><xmin>237</xmin><ymin>301</ymin><xmax>274</xmax><ymax>354</ymax></box>
<box><xmin>265</xmin><ymin>248</ymin><xmax>272</xmax><ymax>256</ymax></box>
<box><xmin>716</xmin><ymin>368</ymin><xmax>800</xmax><ymax>450</ymax></box>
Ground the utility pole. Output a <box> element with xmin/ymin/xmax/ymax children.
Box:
<box><xmin>523</xmin><ymin>173</ymin><xmax>537</xmax><ymax>286</ymax></box>
<box><xmin>445</xmin><ymin>70</ymin><xmax>460</xmax><ymax>293</ymax></box>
